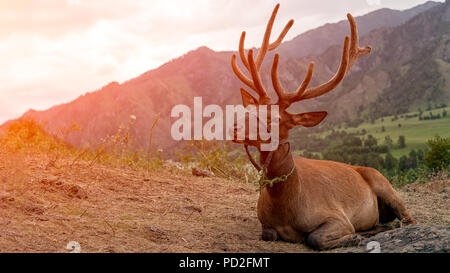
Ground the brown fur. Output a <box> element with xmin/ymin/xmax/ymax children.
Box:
<box><xmin>256</xmin><ymin>146</ymin><xmax>415</xmax><ymax>249</ymax></box>
<box><xmin>230</xmin><ymin>4</ymin><xmax>416</xmax><ymax>250</ymax></box>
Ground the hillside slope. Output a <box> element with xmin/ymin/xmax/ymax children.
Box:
<box><xmin>0</xmin><ymin>150</ymin><xmax>448</xmax><ymax>252</ymax></box>
<box><xmin>277</xmin><ymin>1</ymin><xmax>441</xmax><ymax>58</ymax></box>
<box><xmin>1</xmin><ymin>2</ymin><xmax>448</xmax><ymax>153</ymax></box>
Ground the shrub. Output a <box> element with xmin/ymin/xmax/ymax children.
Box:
<box><xmin>397</xmin><ymin>135</ymin><xmax>406</xmax><ymax>148</ymax></box>
<box><xmin>0</xmin><ymin>117</ymin><xmax>64</xmax><ymax>152</ymax></box>
<box><xmin>425</xmin><ymin>135</ymin><xmax>449</xmax><ymax>172</ymax></box>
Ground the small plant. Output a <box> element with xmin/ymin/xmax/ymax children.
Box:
<box><xmin>99</xmin><ymin>115</ymin><xmax>163</xmax><ymax>170</ymax></box>
<box><xmin>147</xmin><ymin>113</ymin><xmax>160</xmax><ymax>172</ymax></box>
<box><xmin>176</xmin><ymin>140</ymin><xmax>259</xmax><ymax>183</ymax></box>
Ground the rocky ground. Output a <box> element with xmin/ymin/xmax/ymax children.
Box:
<box><xmin>348</xmin><ymin>224</ymin><xmax>449</xmax><ymax>253</ymax></box>
<box><xmin>0</xmin><ymin>150</ymin><xmax>448</xmax><ymax>253</ymax></box>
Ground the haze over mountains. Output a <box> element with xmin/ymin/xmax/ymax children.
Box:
<box><xmin>2</xmin><ymin>1</ymin><xmax>449</xmax><ymax>153</ymax></box>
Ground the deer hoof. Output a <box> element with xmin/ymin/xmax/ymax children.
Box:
<box><xmin>342</xmin><ymin>234</ymin><xmax>363</xmax><ymax>248</ymax></box>
<box><xmin>351</xmin><ymin>234</ymin><xmax>363</xmax><ymax>246</ymax></box>
<box><xmin>401</xmin><ymin>216</ymin><xmax>417</xmax><ymax>226</ymax></box>
<box><xmin>262</xmin><ymin>228</ymin><xmax>278</xmax><ymax>241</ymax></box>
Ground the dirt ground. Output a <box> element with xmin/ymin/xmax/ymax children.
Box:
<box><xmin>0</xmin><ymin>150</ymin><xmax>448</xmax><ymax>253</ymax></box>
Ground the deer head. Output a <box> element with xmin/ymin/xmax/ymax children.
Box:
<box><xmin>230</xmin><ymin>4</ymin><xmax>371</xmax><ymax>150</ymax></box>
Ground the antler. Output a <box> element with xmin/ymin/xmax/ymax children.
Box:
<box><xmin>270</xmin><ymin>13</ymin><xmax>371</xmax><ymax>106</ymax></box>
<box><xmin>231</xmin><ymin>3</ymin><xmax>293</xmax><ymax>104</ymax></box>
<box><xmin>232</xmin><ymin>4</ymin><xmax>371</xmax><ymax>108</ymax></box>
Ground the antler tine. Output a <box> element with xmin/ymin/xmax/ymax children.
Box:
<box><xmin>248</xmin><ymin>49</ymin><xmax>271</xmax><ymax>104</ymax></box>
<box><xmin>268</xmin><ymin>19</ymin><xmax>294</xmax><ymax>51</ymax></box>
<box><xmin>231</xmin><ymin>54</ymin><xmax>256</xmax><ymax>90</ymax></box>
<box><xmin>239</xmin><ymin>32</ymin><xmax>250</xmax><ymax>70</ymax></box>
<box><xmin>347</xmin><ymin>13</ymin><xmax>371</xmax><ymax>73</ymax></box>
<box><xmin>231</xmin><ymin>31</ymin><xmax>259</xmax><ymax>92</ymax></box>
<box><xmin>299</xmin><ymin>13</ymin><xmax>371</xmax><ymax>100</ymax></box>
<box><xmin>231</xmin><ymin>4</ymin><xmax>296</xmax><ymax>105</ymax></box>
<box><xmin>271</xmin><ymin>54</ymin><xmax>287</xmax><ymax>101</ymax></box>
<box><xmin>300</xmin><ymin>36</ymin><xmax>350</xmax><ymax>100</ymax></box>
<box><xmin>271</xmin><ymin>53</ymin><xmax>314</xmax><ymax>107</ymax></box>
<box><xmin>255</xmin><ymin>4</ymin><xmax>294</xmax><ymax>70</ymax></box>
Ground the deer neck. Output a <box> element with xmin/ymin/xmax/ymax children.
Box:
<box><xmin>258</xmin><ymin>140</ymin><xmax>298</xmax><ymax>196</ymax></box>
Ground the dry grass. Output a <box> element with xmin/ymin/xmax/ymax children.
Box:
<box><xmin>0</xmin><ymin>150</ymin><xmax>448</xmax><ymax>253</ymax></box>
<box><xmin>400</xmin><ymin>176</ymin><xmax>450</xmax><ymax>226</ymax></box>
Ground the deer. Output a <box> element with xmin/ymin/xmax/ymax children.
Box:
<box><xmin>230</xmin><ymin>4</ymin><xmax>416</xmax><ymax>250</ymax></box>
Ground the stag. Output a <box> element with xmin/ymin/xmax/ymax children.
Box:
<box><xmin>230</xmin><ymin>4</ymin><xmax>416</xmax><ymax>250</ymax></box>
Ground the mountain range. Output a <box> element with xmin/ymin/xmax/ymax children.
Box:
<box><xmin>2</xmin><ymin>1</ymin><xmax>449</xmax><ymax>154</ymax></box>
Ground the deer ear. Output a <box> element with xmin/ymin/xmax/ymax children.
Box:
<box><xmin>292</xmin><ymin>111</ymin><xmax>327</xmax><ymax>127</ymax></box>
<box><xmin>240</xmin><ymin>88</ymin><xmax>258</xmax><ymax>107</ymax></box>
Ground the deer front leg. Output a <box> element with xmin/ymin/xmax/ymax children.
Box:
<box><xmin>261</xmin><ymin>226</ymin><xmax>279</xmax><ymax>241</ymax></box>
<box><xmin>306</xmin><ymin>218</ymin><xmax>362</xmax><ymax>250</ymax></box>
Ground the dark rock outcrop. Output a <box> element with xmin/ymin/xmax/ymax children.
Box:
<box><xmin>347</xmin><ymin>224</ymin><xmax>449</xmax><ymax>253</ymax></box>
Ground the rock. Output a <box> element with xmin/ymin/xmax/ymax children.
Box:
<box><xmin>48</xmin><ymin>175</ymin><xmax>58</xmax><ymax>182</ymax></box>
<box><xmin>23</xmin><ymin>205</ymin><xmax>45</xmax><ymax>215</ymax></box>
<box><xmin>143</xmin><ymin>225</ymin><xmax>170</xmax><ymax>243</ymax></box>
<box><xmin>1</xmin><ymin>230</ymin><xmax>23</xmax><ymax>237</ymax></box>
<box><xmin>192</xmin><ymin>167</ymin><xmax>215</xmax><ymax>177</ymax></box>
<box><xmin>0</xmin><ymin>192</ymin><xmax>11</xmax><ymax>201</ymax></box>
<box><xmin>212</xmin><ymin>242</ymin><xmax>229</xmax><ymax>251</ymax></box>
<box><xmin>346</xmin><ymin>224</ymin><xmax>449</xmax><ymax>253</ymax></box>
<box><xmin>40</xmin><ymin>175</ymin><xmax>59</xmax><ymax>185</ymax></box>
<box><xmin>104</xmin><ymin>247</ymin><xmax>116</xmax><ymax>253</ymax></box>
<box><xmin>164</xmin><ymin>160</ymin><xmax>184</xmax><ymax>170</ymax></box>
<box><xmin>65</xmin><ymin>185</ymin><xmax>88</xmax><ymax>199</ymax></box>
<box><xmin>145</xmin><ymin>225</ymin><xmax>167</xmax><ymax>235</ymax></box>
<box><xmin>182</xmin><ymin>206</ymin><xmax>202</xmax><ymax>213</ymax></box>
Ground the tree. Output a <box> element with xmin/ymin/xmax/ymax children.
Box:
<box><xmin>343</xmin><ymin>136</ymin><xmax>362</xmax><ymax>147</ymax></box>
<box><xmin>417</xmin><ymin>149</ymin><xmax>425</xmax><ymax>164</ymax></box>
<box><xmin>407</xmin><ymin>150</ymin><xmax>418</xmax><ymax>169</ymax></box>
<box><xmin>364</xmin><ymin>135</ymin><xmax>378</xmax><ymax>147</ymax></box>
<box><xmin>366</xmin><ymin>153</ymin><xmax>383</xmax><ymax>169</ymax></box>
<box><xmin>384</xmin><ymin>135</ymin><xmax>393</xmax><ymax>147</ymax></box>
<box><xmin>398</xmin><ymin>155</ymin><xmax>408</xmax><ymax>171</ymax></box>
<box><xmin>397</xmin><ymin>136</ymin><xmax>406</xmax><ymax>148</ymax></box>
<box><xmin>425</xmin><ymin>135</ymin><xmax>450</xmax><ymax>172</ymax></box>
<box><xmin>384</xmin><ymin>152</ymin><xmax>397</xmax><ymax>171</ymax></box>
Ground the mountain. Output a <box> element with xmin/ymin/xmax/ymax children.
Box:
<box><xmin>1</xmin><ymin>1</ymin><xmax>448</xmax><ymax>154</ymax></box>
<box><xmin>277</xmin><ymin>1</ymin><xmax>441</xmax><ymax>59</ymax></box>
<box><xmin>294</xmin><ymin>0</ymin><xmax>450</xmax><ymax>122</ymax></box>
<box><xmin>6</xmin><ymin>47</ymin><xmax>241</xmax><ymax>152</ymax></box>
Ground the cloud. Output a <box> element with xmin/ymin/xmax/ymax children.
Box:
<box><xmin>366</xmin><ymin>0</ymin><xmax>382</xmax><ymax>6</ymax></box>
<box><xmin>0</xmin><ymin>0</ymin><xmax>443</xmax><ymax>123</ymax></box>
<box><xmin>0</xmin><ymin>0</ymin><xmax>141</xmax><ymax>38</ymax></box>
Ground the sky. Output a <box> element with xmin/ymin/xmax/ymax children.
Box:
<box><xmin>0</xmin><ymin>0</ymin><xmax>444</xmax><ymax>123</ymax></box>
